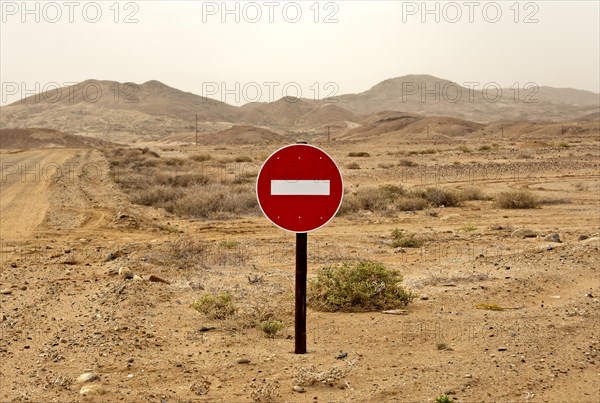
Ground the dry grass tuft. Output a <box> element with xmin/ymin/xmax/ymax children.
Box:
<box><xmin>495</xmin><ymin>190</ymin><xmax>539</xmax><ymax>209</ymax></box>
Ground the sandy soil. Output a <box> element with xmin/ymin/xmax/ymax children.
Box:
<box><xmin>0</xmin><ymin>139</ymin><xmax>599</xmax><ymax>403</ymax></box>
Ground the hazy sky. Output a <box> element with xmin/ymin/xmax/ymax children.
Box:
<box><xmin>1</xmin><ymin>1</ymin><xmax>599</xmax><ymax>105</ymax></box>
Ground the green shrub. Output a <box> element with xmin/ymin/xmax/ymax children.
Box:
<box><xmin>495</xmin><ymin>190</ymin><xmax>539</xmax><ymax>209</ymax></box>
<box><xmin>391</xmin><ymin>228</ymin><xmax>424</xmax><ymax>248</ymax></box>
<box><xmin>308</xmin><ymin>261</ymin><xmax>415</xmax><ymax>312</ymax></box>
<box><xmin>191</xmin><ymin>292</ymin><xmax>236</xmax><ymax>319</ymax></box>
<box><xmin>257</xmin><ymin>320</ymin><xmax>284</xmax><ymax>338</ymax></box>
<box><xmin>435</xmin><ymin>394</ymin><xmax>451</xmax><ymax>403</ymax></box>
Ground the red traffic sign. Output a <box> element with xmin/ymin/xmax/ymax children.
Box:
<box><xmin>256</xmin><ymin>144</ymin><xmax>343</xmax><ymax>233</ymax></box>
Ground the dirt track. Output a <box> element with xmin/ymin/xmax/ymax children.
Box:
<box><xmin>1</xmin><ymin>149</ymin><xmax>77</xmax><ymax>242</ymax></box>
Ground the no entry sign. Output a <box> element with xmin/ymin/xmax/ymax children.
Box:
<box><xmin>256</xmin><ymin>144</ymin><xmax>343</xmax><ymax>233</ymax></box>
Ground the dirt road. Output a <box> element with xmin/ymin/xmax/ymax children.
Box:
<box><xmin>1</xmin><ymin>149</ymin><xmax>77</xmax><ymax>242</ymax></box>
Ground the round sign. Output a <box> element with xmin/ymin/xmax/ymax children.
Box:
<box><xmin>256</xmin><ymin>144</ymin><xmax>343</xmax><ymax>233</ymax></box>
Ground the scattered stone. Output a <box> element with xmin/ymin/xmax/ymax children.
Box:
<box><xmin>464</xmin><ymin>374</ymin><xmax>472</xmax><ymax>378</ymax></box>
<box><xmin>76</xmin><ymin>372</ymin><xmax>100</xmax><ymax>384</ymax></box>
<box><xmin>199</xmin><ymin>326</ymin><xmax>217</xmax><ymax>332</ymax></box>
<box><xmin>511</xmin><ymin>229</ymin><xmax>537</xmax><ymax>238</ymax></box>
<box><xmin>420</xmin><ymin>295</ymin><xmax>429</xmax><ymax>300</ymax></box>
<box><xmin>381</xmin><ymin>309</ymin><xmax>408</xmax><ymax>315</ymax></box>
<box><xmin>578</xmin><ymin>234</ymin><xmax>589</xmax><ymax>241</ymax></box>
<box><xmin>293</xmin><ymin>386</ymin><xmax>306</xmax><ymax>393</ymax></box>
<box><xmin>0</xmin><ymin>289</ymin><xmax>12</xmax><ymax>295</ymax></box>
<box><xmin>10</xmin><ymin>262</ymin><xmax>17</xmax><ymax>268</ymax></box>
<box><xmin>1</xmin><ymin>314</ymin><xmax>6</xmax><ymax>322</ymax></box>
<box><xmin>498</xmin><ymin>347</ymin><xmax>508</xmax><ymax>351</ymax></box>
<box><xmin>582</xmin><ymin>237</ymin><xmax>600</xmax><ymax>245</ymax></box>
<box><xmin>394</xmin><ymin>247</ymin><xmax>406</xmax><ymax>254</ymax></box>
<box><xmin>127</xmin><ymin>357</ymin><xmax>134</xmax><ymax>363</ymax></box>
<box><xmin>336</xmin><ymin>351</ymin><xmax>348</xmax><ymax>360</ymax></box>
<box><xmin>142</xmin><ymin>274</ymin><xmax>170</xmax><ymax>284</ymax></box>
<box><xmin>80</xmin><ymin>384</ymin><xmax>106</xmax><ymax>396</ymax></box>
<box><xmin>544</xmin><ymin>233</ymin><xmax>562</xmax><ymax>243</ymax></box>
<box><xmin>133</xmin><ymin>275</ymin><xmax>144</xmax><ymax>282</ymax></box>
<box><xmin>118</xmin><ymin>267</ymin><xmax>133</xmax><ymax>280</ymax></box>
<box><xmin>236</xmin><ymin>358</ymin><xmax>250</xmax><ymax>364</ymax></box>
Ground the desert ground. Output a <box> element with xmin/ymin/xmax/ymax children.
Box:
<box><xmin>1</xmin><ymin>121</ymin><xmax>599</xmax><ymax>403</ymax></box>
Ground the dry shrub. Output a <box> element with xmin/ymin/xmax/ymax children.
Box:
<box><xmin>397</xmin><ymin>196</ymin><xmax>428</xmax><ymax>211</ymax></box>
<box><xmin>235</xmin><ymin>155</ymin><xmax>253</xmax><ymax>162</ymax></box>
<box><xmin>104</xmin><ymin>147</ymin><xmax>258</xmax><ymax>219</ymax></box>
<box><xmin>399</xmin><ymin>159</ymin><xmax>419</xmax><ymax>167</ymax></box>
<box><xmin>417</xmin><ymin>187</ymin><xmax>463</xmax><ymax>207</ymax></box>
<box><xmin>308</xmin><ymin>261</ymin><xmax>415</xmax><ymax>312</ymax></box>
<box><xmin>457</xmin><ymin>186</ymin><xmax>488</xmax><ymax>201</ymax></box>
<box><xmin>191</xmin><ymin>291</ymin><xmax>237</xmax><ymax>319</ymax></box>
<box><xmin>346</xmin><ymin>162</ymin><xmax>361</xmax><ymax>170</ymax></box>
<box><xmin>173</xmin><ymin>184</ymin><xmax>258</xmax><ymax>218</ymax></box>
<box><xmin>339</xmin><ymin>185</ymin><xmax>404</xmax><ymax>214</ymax></box>
<box><xmin>131</xmin><ymin>185</ymin><xmax>185</xmax><ymax>207</ymax></box>
<box><xmin>495</xmin><ymin>190</ymin><xmax>539</xmax><ymax>209</ymax></box>
<box><xmin>391</xmin><ymin>228</ymin><xmax>424</xmax><ymax>248</ymax></box>
<box><xmin>348</xmin><ymin>151</ymin><xmax>370</xmax><ymax>157</ymax></box>
<box><xmin>250</xmin><ymin>379</ymin><xmax>279</xmax><ymax>402</ymax></box>
<box><xmin>190</xmin><ymin>153</ymin><xmax>211</xmax><ymax>162</ymax></box>
<box><xmin>293</xmin><ymin>360</ymin><xmax>356</xmax><ymax>387</ymax></box>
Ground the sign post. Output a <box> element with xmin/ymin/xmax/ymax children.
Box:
<box><xmin>295</xmin><ymin>232</ymin><xmax>308</xmax><ymax>353</ymax></box>
<box><xmin>256</xmin><ymin>143</ymin><xmax>343</xmax><ymax>354</ymax></box>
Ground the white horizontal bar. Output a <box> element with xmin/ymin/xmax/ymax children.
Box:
<box><xmin>271</xmin><ymin>180</ymin><xmax>330</xmax><ymax>196</ymax></box>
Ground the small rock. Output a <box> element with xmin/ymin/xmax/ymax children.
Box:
<box><xmin>118</xmin><ymin>267</ymin><xmax>133</xmax><ymax>280</ymax></box>
<box><xmin>464</xmin><ymin>374</ymin><xmax>472</xmax><ymax>378</ymax></box>
<box><xmin>293</xmin><ymin>386</ymin><xmax>306</xmax><ymax>393</ymax></box>
<box><xmin>10</xmin><ymin>262</ymin><xmax>17</xmax><ymax>268</ymax></box>
<box><xmin>511</xmin><ymin>229</ymin><xmax>537</xmax><ymax>238</ymax></box>
<box><xmin>127</xmin><ymin>357</ymin><xmax>134</xmax><ymax>363</ymax></box>
<box><xmin>394</xmin><ymin>247</ymin><xmax>406</xmax><ymax>254</ymax></box>
<box><xmin>381</xmin><ymin>309</ymin><xmax>408</xmax><ymax>315</ymax></box>
<box><xmin>582</xmin><ymin>237</ymin><xmax>600</xmax><ymax>245</ymax></box>
<box><xmin>544</xmin><ymin>233</ymin><xmax>562</xmax><ymax>243</ymax></box>
<box><xmin>133</xmin><ymin>275</ymin><xmax>144</xmax><ymax>282</ymax></box>
<box><xmin>236</xmin><ymin>358</ymin><xmax>250</xmax><ymax>364</ymax></box>
<box><xmin>76</xmin><ymin>372</ymin><xmax>100</xmax><ymax>384</ymax></box>
<box><xmin>336</xmin><ymin>351</ymin><xmax>348</xmax><ymax>360</ymax></box>
<box><xmin>578</xmin><ymin>234</ymin><xmax>589</xmax><ymax>241</ymax></box>
<box><xmin>142</xmin><ymin>274</ymin><xmax>170</xmax><ymax>284</ymax></box>
<box><xmin>80</xmin><ymin>384</ymin><xmax>106</xmax><ymax>396</ymax></box>
<box><xmin>498</xmin><ymin>347</ymin><xmax>508</xmax><ymax>351</ymax></box>
<box><xmin>420</xmin><ymin>295</ymin><xmax>429</xmax><ymax>300</ymax></box>
<box><xmin>0</xmin><ymin>289</ymin><xmax>12</xmax><ymax>295</ymax></box>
